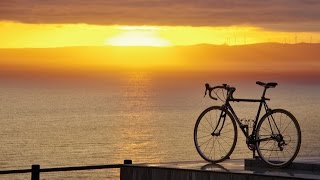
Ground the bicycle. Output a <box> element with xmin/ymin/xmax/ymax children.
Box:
<box><xmin>194</xmin><ymin>81</ymin><xmax>301</xmax><ymax>168</ymax></box>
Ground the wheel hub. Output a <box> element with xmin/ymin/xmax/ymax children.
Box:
<box><xmin>211</xmin><ymin>132</ymin><xmax>220</xmax><ymax>136</ymax></box>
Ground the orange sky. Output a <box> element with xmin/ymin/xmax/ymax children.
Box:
<box><xmin>0</xmin><ymin>22</ymin><xmax>319</xmax><ymax>82</ymax></box>
<box><xmin>1</xmin><ymin>1</ymin><xmax>320</xmax><ymax>48</ymax></box>
<box><xmin>0</xmin><ymin>1</ymin><xmax>319</xmax><ymax>82</ymax></box>
<box><xmin>1</xmin><ymin>21</ymin><xmax>320</xmax><ymax>48</ymax></box>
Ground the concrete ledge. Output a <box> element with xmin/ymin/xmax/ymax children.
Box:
<box><xmin>120</xmin><ymin>165</ymin><xmax>298</xmax><ymax>180</ymax></box>
<box><xmin>120</xmin><ymin>158</ymin><xmax>320</xmax><ymax>180</ymax></box>
<box><xmin>245</xmin><ymin>158</ymin><xmax>320</xmax><ymax>172</ymax></box>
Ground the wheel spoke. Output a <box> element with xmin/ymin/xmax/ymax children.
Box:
<box><xmin>199</xmin><ymin>136</ymin><xmax>212</xmax><ymax>147</ymax></box>
<box><xmin>268</xmin><ymin>142</ymin><xmax>276</xmax><ymax>160</ymax></box>
<box><xmin>281</xmin><ymin>120</ymin><xmax>293</xmax><ymax>134</ymax></box>
<box><xmin>209</xmin><ymin>137</ymin><xmax>215</xmax><ymax>159</ymax></box>
<box><xmin>204</xmin><ymin>116</ymin><xmax>214</xmax><ymax>130</ymax></box>
<box><xmin>279</xmin><ymin>113</ymin><xmax>283</xmax><ymax>130</ymax></box>
<box><xmin>219</xmin><ymin>136</ymin><xmax>232</xmax><ymax>147</ymax></box>
<box><xmin>260</xmin><ymin>126</ymin><xmax>272</xmax><ymax>134</ymax></box>
<box><xmin>220</xmin><ymin>129</ymin><xmax>233</xmax><ymax>134</ymax></box>
<box><xmin>199</xmin><ymin>122</ymin><xmax>212</xmax><ymax>133</ymax></box>
<box><xmin>198</xmin><ymin>134</ymin><xmax>212</xmax><ymax>139</ymax></box>
<box><xmin>203</xmin><ymin>137</ymin><xmax>212</xmax><ymax>152</ymax></box>
<box><xmin>259</xmin><ymin>139</ymin><xmax>272</xmax><ymax>149</ymax></box>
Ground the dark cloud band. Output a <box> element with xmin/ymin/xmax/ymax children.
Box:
<box><xmin>1</xmin><ymin>0</ymin><xmax>320</xmax><ymax>31</ymax></box>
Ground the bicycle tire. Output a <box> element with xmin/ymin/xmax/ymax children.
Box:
<box><xmin>194</xmin><ymin>106</ymin><xmax>237</xmax><ymax>163</ymax></box>
<box><xmin>255</xmin><ymin>109</ymin><xmax>301</xmax><ymax>168</ymax></box>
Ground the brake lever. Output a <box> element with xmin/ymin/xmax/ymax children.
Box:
<box><xmin>204</xmin><ymin>83</ymin><xmax>209</xmax><ymax>97</ymax></box>
<box><xmin>204</xmin><ymin>88</ymin><xmax>208</xmax><ymax>97</ymax></box>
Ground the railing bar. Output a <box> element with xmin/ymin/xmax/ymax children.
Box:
<box><xmin>40</xmin><ymin>164</ymin><xmax>123</xmax><ymax>173</ymax></box>
<box><xmin>0</xmin><ymin>169</ymin><xmax>32</xmax><ymax>174</ymax></box>
<box><xmin>0</xmin><ymin>160</ymin><xmax>132</xmax><ymax>175</ymax></box>
<box><xmin>0</xmin><ymin>164</ymin><xmax>124</xmax><ymax>175</ymax></box>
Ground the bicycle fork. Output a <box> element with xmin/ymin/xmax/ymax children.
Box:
<box><xmin>211</xmin><ymin>110</ymin><xmax>227</xmax><ymax>136</ymax></box>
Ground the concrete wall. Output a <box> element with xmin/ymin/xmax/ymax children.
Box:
<box><xmin>120</xmin><ymin>166</ymin><xmax>296</xmax><ymax>180</ymax></box>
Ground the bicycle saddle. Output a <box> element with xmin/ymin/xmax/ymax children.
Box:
<box><xmin>256</xmin><ymin>81</ymin><xmax>278</xmax><ymax>88</ymax></box>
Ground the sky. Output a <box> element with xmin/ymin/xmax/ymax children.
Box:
<box><xmin>1</xmin><ymin>0</ymin><xmax>320</xmax><ymax>30</ymax></box>
<box><xmin>0</xmin><ymin>0</ymin><xmax>319</xmax><ymax>81</ymax></box>
<box><xmin>1</xmin><ymin>0</ymin><xmax>320</xmax><ymax>47</ymax></box>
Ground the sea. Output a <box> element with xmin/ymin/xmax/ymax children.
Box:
<box><xmin>0</xmin><ymin>71</ymin><xmax>319</xmax><ymax>179</ymax></box>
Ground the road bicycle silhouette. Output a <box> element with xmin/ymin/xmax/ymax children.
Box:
<box><xmin>194</xmin><ymin>81</ymin><xmax>301</xmax><ymax>168</ymax></box>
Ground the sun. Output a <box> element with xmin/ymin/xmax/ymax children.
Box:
<box><xmin>105</xmin><ymin>27</ymin><xmax>170</xmax><ymax>47</ymax></box>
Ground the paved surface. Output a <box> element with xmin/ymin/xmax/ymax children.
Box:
<box><xmin>133</xmin><ymin>157</ymin><xmax>320</xmax><ymax>179</ymax></box>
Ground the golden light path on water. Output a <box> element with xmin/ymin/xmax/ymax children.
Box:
<box><xmin>116</xmin><ymin>72</ymin><xmax>164</xmax><ymax>162</ymax></box>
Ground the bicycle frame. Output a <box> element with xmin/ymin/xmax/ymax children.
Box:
<box><xmin>219</xmin><ymin>87</ymin><xmax>271</xmax><ymax>140</ymax></box>
<box><xmin>227</xmin><ymin>97</ymin><xmax>270</xmax><ymax>139</ymax></box>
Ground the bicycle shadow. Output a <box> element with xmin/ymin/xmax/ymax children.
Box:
<box><xmin>201</xmin><ymin>163</ymin><xmax>229</xmax><ymax>172</ymax></box>
<box><xmin>201</xmin><ymin>162</ymin><xmax>296</xmax><ymax>178</ymax></box>
<box><xmin>244</xmin><ymin>164</ymin><xmax>296</xmax><ymax>177</ymax></box>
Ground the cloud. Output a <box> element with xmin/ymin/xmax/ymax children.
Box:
<box><xmin>1</xmin><ymin>0</ymin><xmax>320</xmax><ymax>31</ymax></box>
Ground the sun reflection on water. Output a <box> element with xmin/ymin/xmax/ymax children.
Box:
<box><xmin>112</xmin><ymin>72</ymin><xmax>166</xmax><ymax>163</ymax></box>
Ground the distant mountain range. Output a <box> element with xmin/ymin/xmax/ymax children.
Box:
<box><xmin>0</xmin><ymin>43</ymin><xmax>319</xmax><ymax>82</ymax></box>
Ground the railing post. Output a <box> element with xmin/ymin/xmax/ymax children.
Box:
<box><xmin>124</xmin><ymin>160</ymin><xmax>132</xmax><ymax>165</ymax></box>
<box><xmin>31</xmin><ymin>164</ymin><xmax>40</xmax><ymax>180</ymax></box>
<box><xmin>121</xmin><ymin>160</ymin><xmax>132</xmax><ymax>180</ymax></box>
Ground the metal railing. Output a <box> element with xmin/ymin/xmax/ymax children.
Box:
<box><xmin>0</xmin><ymin>160</ymin><xmax>132</xmax><ymax>180</ymax></box>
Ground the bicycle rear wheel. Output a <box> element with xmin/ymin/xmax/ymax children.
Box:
<box><xmin>194</xmin><ymin>106</ymin><xmax>237</xmax><ymax>163</ymax></box>
<box><xmin>255</xmin><ymin>109</ymin><xmax>301</xmax><ymax>168</ymax></box>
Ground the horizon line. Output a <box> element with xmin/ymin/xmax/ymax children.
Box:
<box><xmin>1</xmin><ymin>42</ymin><xmax>320</xmax><ymax>49</ymax></box>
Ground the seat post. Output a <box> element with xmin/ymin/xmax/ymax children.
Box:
<box><xmin>261</xmin><ymin>87</ymin><xmax>267</xmax><ymax>99</ymax></box>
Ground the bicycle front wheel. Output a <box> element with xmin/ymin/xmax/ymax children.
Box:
<box><xmin>256</xmin><ymin>109</ymin><xmax>301</xmax><ymax>168</ymax></box>
<box><xmin>194</xmin><ymin>106</ymin><xmax>237</xmax><ymax>163</ymax></box>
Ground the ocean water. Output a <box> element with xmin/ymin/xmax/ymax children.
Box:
<box><xmin>0</xmin><ymin>71</ymin><xmax>319</xmax><ymax>179</ymax></box>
